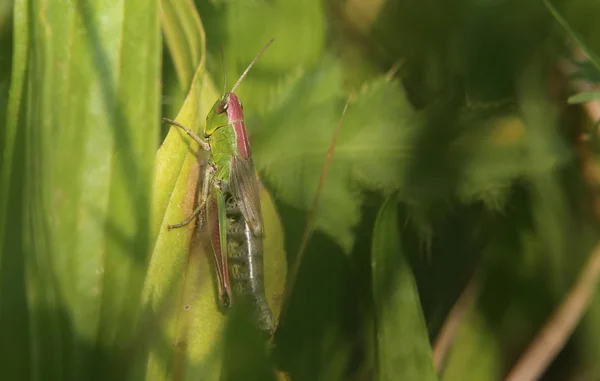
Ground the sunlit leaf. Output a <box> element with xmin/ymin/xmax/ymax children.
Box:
<box><xmin>144</xmin><ymin>5</ymin><xmax>223</xmax><ymax>380</ymax></box>
<box><xmin>1</xmin><ymin>0</ymin><xmax>160</xmax><ymax>379</ymax></box>
<box><xmin>161</xmin><ymin>0</ymin><xmax>205</xmax><ymax>91</ymax></box>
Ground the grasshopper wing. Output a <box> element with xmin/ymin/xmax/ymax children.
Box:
<box><xmin>230</xmin><ymin>155</ymin><xmax>264</xmax><ymax>237</ymax></box>
<box><xmin>206</xmin><ymin>190</ymin><xmax>232</xmax><ymax>308</ymax></box>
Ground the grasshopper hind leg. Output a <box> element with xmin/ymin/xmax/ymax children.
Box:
<box><xmin>167</xmin><ymin>163</ymin><xmax>215</xmax><ymax>230</ymax></box>
<box><xmin>167</xmin><ymin>205</ymin><xmax>203</xmax><ymax>230</ymax></box>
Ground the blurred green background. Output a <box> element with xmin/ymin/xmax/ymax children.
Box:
<box><xmin>2</xmin><ymin>0</ymin><xmax>600</xmax><ymax>380</ymax></box>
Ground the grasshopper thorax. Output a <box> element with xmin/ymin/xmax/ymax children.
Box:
<box><xmin>204</xmin><ymin>92</ymin><xmax>251</xmax><ymax>159</ymax></box>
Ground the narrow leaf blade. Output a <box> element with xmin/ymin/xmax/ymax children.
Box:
<box><xmin>568</xmin><ymin>91</ymin><xmax>600</xmax><ymax>104</ymax></box>
<box><xmin>371</xmin><ymin>196</ymin><xmax>437</xmax><ymax>381</ymax></box>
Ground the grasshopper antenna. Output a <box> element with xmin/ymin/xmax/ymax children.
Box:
<box><xmin>230</xmin><ymin>38</ymin><xmax>275</xmax><ymax>94</ymax></box>
<box><xmin>219</xmin><ymin>44</ymin><xmax>227</xmax><ymax>97</ymax></box>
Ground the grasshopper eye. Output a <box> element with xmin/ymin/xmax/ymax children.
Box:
<box><xmin>216</xmin><ymin>100</ymin><xmax>228</xmax><ymax>114</ymax></box>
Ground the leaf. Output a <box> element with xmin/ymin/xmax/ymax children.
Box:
<box><xmin>0</xmin><ymin>2</ymin><xmax>11</xmax><ymax>139</ymax></box>
<box><xmin>568</xmin><ymin>91</ymin><xmax>600</xmax><ymax>104</ymax></box>
<box><xmin>260</xmin><ymin>186</ymin><xmax>288</xmax><ymax>325</ymax></box>
<box><xmin>454</xmin><ymin>113</ymin><xmax>532</xmax><ymax>205</ymax></box>
<box><xmin>252</xmin><ymin>55</ymin><xmax>567</xmax><ymax>256</ymax></box>
<box><xmin>144</xmin><ymin>4</ymin><xmax>223</xmax><ymax>380</ymax></box>
<box><xmin>0</xmin><ymin>2</ymin><xmax>30</xmax><ymax>378</ymax></box>
<box><xmin>161</xmin><ymin>0</ymin><xmax>205</xmax><ymax>91</ymax></box>
<box><xmin>415</xmin><ymin>92</ymin><xmax>567</xmax><ymax>209</ymax></box>
<box><xmin>1</xmin><ymin>0</ymin><xmax>161</xmax><ymax>379</ymax></box>
<box><xmin>371</xmin><ymin>196</ymin><xmax>437</xmax><ymax>381</ymax></box>
<box><xmin>252</xmin><ymin>57</ymin><xmax>417</xmax><ymax>252</ymax></box>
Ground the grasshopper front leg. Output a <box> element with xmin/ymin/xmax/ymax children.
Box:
<box><xmin>168</xmin><ymin>163</ymin><xmax>216</xmax><ymax>230</ymax></box>
<box><xmin>162</xmin><ymin>117</ymin><xmax>211</xmax><ymax>152</ymax></box>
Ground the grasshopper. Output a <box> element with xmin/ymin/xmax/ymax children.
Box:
<box><xmin>163</xmin><ymin>39</ymin><xmax>275</xmax><ymax>334</ymax></box>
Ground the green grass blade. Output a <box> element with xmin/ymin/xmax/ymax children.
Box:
<box><xmin>161</xmin><ymin>0</ymin><xmax>205</xmax><ymax>91</ymax></box>
<box><xmin>371</xmin><ymin>196</ymin><xmax>437</xmax><ymax>381</ymax></box>
<box><xmin>568</xmin><ymin>91</ymin><xmax>600</xmax><ymax>104</ymax></box>
<box><xmin>0</xmin><ymin>1</ymin><xmax>29</xmax><ymax>377</ymax></box>
<box><xmin>1</xmin><ymin>0</ymin><xmax>161</xmax><ymax>379</ymax></box>
<box><xmin>145</xmin><ymin>5</ymin><xmax>222</xmax><ymax>378</ymax></box>
<box><xmin>99</xmin><ymin>0</ymin><xmax>162</xmax><ymax>348</ymax></box>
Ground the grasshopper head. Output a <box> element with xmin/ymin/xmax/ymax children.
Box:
<box><xmin>205</xmin><ymin>39</ymin><xmax>274</xmax><ymax>138</ymax></box>
<box><xmin>204</xmin><ymin>94</ymin><xmax>230</xmax><ymax>137</ymax></box>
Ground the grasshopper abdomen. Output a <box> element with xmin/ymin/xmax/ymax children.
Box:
<box><xmin>224</xmin><ymin>191</ymin><xmax>274</xmax><ymax>334</ymax></box>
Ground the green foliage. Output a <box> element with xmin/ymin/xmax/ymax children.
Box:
<box><xmin>253</xmin><ymin>60</ymin><xmax>417</xmax><ymax>251</ymax></box>
<box><xmin>1</xmin><ymin>0</ymin><xmax>160</xmax><ymax>379</ymax></box>
<box><xmin>3</xmin><ymin>0</ymin><xmax>600</xmax><ymax>380</ymax></box>
<box><xmin>372</xmin><ymin>196</ymin><xmax>437</xmax><ymax>380</ymax></box>
<box><xmin>568</xmin><ymin>91</ymin><xmax>600</xmax><ymax>104</ymax></box>
<box><xmin>543</xmin><ymin>0</ymin><xmax>600</xmax><ymax>108</ymax></box>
